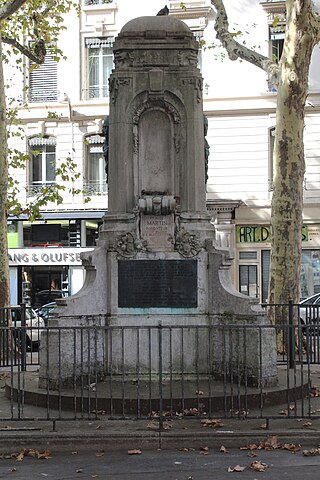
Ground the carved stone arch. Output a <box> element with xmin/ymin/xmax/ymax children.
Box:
<box><xmin>130</xmin><ymin>92</ymin><xmax>186</xmax><ymax>203</ymax></box>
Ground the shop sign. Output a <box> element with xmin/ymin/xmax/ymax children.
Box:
<box><xmin>8</xmin><ymin>248</ymin><xmax>94</xmax><ymax>266</ymax></box>
<box><xmin>236</xmin><ymin>225</ymin><xmax>308</xmax><ymax>244</ymax></box>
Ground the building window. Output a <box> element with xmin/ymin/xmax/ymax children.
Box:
<box><xmin>84</xmin><ymin>134</ymin><xmax>107</xmax><ymax>195</ymax></box>
<box><xmin>28</xmin><ymin>49</ymin><xmax>58</xmax><ymax>103</ymax></box>
<box><xmin>84</xmin><ymin>38</ymin><xmax>114</xmax><ymax>100</ymax></box>
<box><xmin>28</xmin><ymin>136</ymin><xmax>56</xmax><ymax>195</ymax></box>
<box><xmin>261</xmin><ymin>1</ymin><xmax>286</xmax><ymax>91</ymax></box>
<box><xmin>239</xmin><ymin>264</ymin><xmax>258</xmax><ymax>298</ymax></box>
<box><xmin>268</xmin><ymin>126</ymin><xmax>275</xmax><ymax>191</ymax></box>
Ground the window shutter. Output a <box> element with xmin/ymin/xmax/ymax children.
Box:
<box><xmin>29</xmin><ymin>50</ymin><xmax>58</xmax><ymax>103</ymax></box>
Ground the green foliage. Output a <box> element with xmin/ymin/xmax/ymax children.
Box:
<box><xmin>0</xmin><ymin>0</ymin><xmax>91</xmax><ymax>222</ymax></box>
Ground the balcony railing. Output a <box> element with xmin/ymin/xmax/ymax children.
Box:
<box><xmin>26</xmin><ymin>182</ymin><xmax>57</xmax><ymax>197</ymax></box>
<box><xmin>84</xmin><ymin>0</ymin><xmax>113</xmax><ymax>4</ymax></box>
<box><xmin>82</xmin><ymin>87</ymin><xmax>109</xmax><ymax>101</ymax></box>
<box><xmin>83</xmin><ymin>181</ymin><xmax>108</xmax><ymax>196</ymax></box>
<box><xmin>28</xmin><ymin>91</ymin><xmax>58</xmax><ymax>103</ymax></box>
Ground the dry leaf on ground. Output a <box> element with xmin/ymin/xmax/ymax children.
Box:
<box><xmin>250</xmin><ymin>461</ymin><xmax>268</xmax><ymax>472</ymax></box>
<box><xmin>15</xmin><ymin>449</ymin><xmax>51</xmax><ymax>461</ymax></box>
<box><xmin>282</xmin><ymin>443</ymin><xmax>301</xmax><ymax>453</ymax></box>
<box><xmin>220</xmin><ymin>445</ymin><xmax>228</xmax><ymax>453</ymax></box>
<box><xmin>247</xmin><ymin>451</ymin><xmax>258</xmax><ymax>458</ymax></box>
<box><xmin>179</xmin><ymin>447</ymin><xmax>195</xmax><ymax>452</ymax></box>
<box><xmin>240</xmin><ymin>443</ymin><xmax>258</xmax><ymax>451</ymax></box>
<box><xmin>201</xmin><ymin>419</ymin><xmax>224</xmax><ymax>428</ymax></box>
<box><xmin>228</xmin><ymin>465</ymin><xmax>246</xmax><ymax>472</ymax></box>
<box><xmin>303</xmin><ymin>422</ymin><xmax>312</xmax><ymax>428</ymax></box>
<box><xmin>128</xmin><ymin>449</ymin><xmax>142</xmax><ymax>455</ymax></box>
<box><xmin>263</xmin><ymin>436</ymin><xmax>282</xmax><ymax>450</ymax></box>
<box><xmin>303</xmin><ymin>448</ymin><xmax>320</xmax><ymax>456</ymax></box>
<box><xmin>95</xmin><ymin>450</ymin><xmax>104</xmax><ymax>457</ymax></box>
<box><xmin>147</xmin><ymin>421</ymin><xmax>159</xmax><ymax>430</ymax></box>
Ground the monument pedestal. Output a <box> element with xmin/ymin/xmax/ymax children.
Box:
<box><xmin>39</xmin><ymin>15</ymin><xmax>278</xmax><ymax>391</ymax></box>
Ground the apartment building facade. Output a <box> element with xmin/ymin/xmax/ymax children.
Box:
<box><xmin>5</xmin><ymin>0</ymin><xmax>320</xmax><ymax>305</ymax></box>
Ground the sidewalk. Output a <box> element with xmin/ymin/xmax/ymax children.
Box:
<box><xmin>1</xmin><ymin>369</ymin><xmax>320</xmax><ymax>452</ymax></box>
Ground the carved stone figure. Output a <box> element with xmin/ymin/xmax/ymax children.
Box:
<box><xmin>102</xmin><ymin>115</ymin><xmax>109</xmax><ymax>182</ymax></box>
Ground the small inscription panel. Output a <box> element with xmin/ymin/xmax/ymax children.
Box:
<box><xmin>118</xmin><ymin>260</ymin><xmax>197</xmax><ymax>308</ymax></box>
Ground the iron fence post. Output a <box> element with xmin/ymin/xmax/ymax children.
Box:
<box><xmin>288</xmin><ymin>300</ymin><xmax>295</xmax><ymax>369</ymax></box>
<box><xmin>158</xmin><ymin>322</ymin><xmax>163</xmax><ymax>432</ymax></box>
<box><xmin>20</xmin><ymin>303</ymin><xmax>27</xmax><ymax>372</ymax></box>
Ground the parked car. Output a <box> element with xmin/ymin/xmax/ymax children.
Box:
<box><xmin>34</xmin><ymin>290</ymin><xmax>64</xmax><ymax>308</ymax></box>
<box><xmin>35</xmin><ymin>302</ymin><xmax>57</xmax><ymax>325</ymax></box>
<box><xmin>299</xmin><ymin>293</ymin><xmax>320</xmax><ymax>331</ymax></box>
<box><xmin>11</xmin><ymin>306</ymin><xmax>45</xmax><ymax>351</ymax></box>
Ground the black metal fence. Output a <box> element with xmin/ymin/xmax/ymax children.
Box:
<box><xmin>0</xmin><ymin>303</ymin><xmax>320</xmax><ymax>425</ymax></box>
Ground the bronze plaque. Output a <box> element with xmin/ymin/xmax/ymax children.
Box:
<box><xmin>118</xmin><ymin>260</ymin><xmax>197</xmax><ymax>308</ymax></box>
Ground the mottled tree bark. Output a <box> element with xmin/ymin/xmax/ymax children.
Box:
<box><xmin>269</xmin><ymin>0</ymin><xmax>317</xmax><ymax>309</ymax></box>
<box><xmin>0</xmin><ymin>31</ymin><xmax>10</xmax><ymax>311</ymax></box>
<box><xmin>212</xmin><ymin>0</ymin><xmax>320</xmax><ymax>327</ymax></box>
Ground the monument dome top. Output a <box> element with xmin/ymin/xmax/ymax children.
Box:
<box><xmin>120</xmin><ymin>16</ymin><xmax>192</xmax><ymax>37</ymax></box>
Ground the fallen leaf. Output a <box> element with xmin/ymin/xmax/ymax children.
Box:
<box><xmin>16</xmin><ymin>452</ymin><xmax>24</xmax><ymax>462</ymax></box>
<box><xmin>303</xmin><ymin>422</ymin><xmax>312</xmax><ymax>428</ymax></box>
<box><xmin>201</xmin><ymin>419</ymin><xmax>224</xmax><ymax>428</ymax></box>
<box><xmin>184</xmin><ymin>408</ymin><xmax>199</xmax><ymax>416</ymax></box>
<box><xmin>95</xmin><ymin>451</ymin><xmax>104</xmax><ymax>457</ymax></box>
<box><xmin>72</xmin><ymin>451</ymin><xmax>78</xmax><ymax>455</ymax></box>
<box><xmin>162</xmin><ymin>422</ymin><xmax>172</xmax><ymax>430</ymax></box>
<box><xmin>96</xmin><ymin>425</ymin><xmax>102</xmax><ymax>430</ymax></box>
<box><xmin>128</xmin><ymin>449</ymin><xmax>142</xmax><ymax>455</ymax></box>
<box><xmin>247</xmin><ymin>451</ymin><xmax>258</xmax><ymax>458</ymax></box>
<box><xmin>147</xmin><ymin>421</ymin><xmax>159</xmax><ymax>431</ymax></box>
<box><xmin>282</xmin><ymin>443</ymin><xmax>301</xmax><ymax>453</ymax></box>
<box><xmin>76</xmin><ymin>469</ymin><xmax>83</xmax><ymax>473</ymax></box>
<box><xmin>220</xmin><ymin>445</ymin><xmax>228</xmax><ymax>453</ymax></box>
<box><xmin>303</xmin><ymin>448</ymin><xmax>320</xmax><ymax>456</ymax></box>
<box><xmin>196</xmin><ymin>390</ymin><xmax>204</xmax><ymax>395</ymax></box>
<box><xmin>179</xmin><ymin>447</ymin><xmax>195</xmax><ymax>452</ymax></box>
<box><xmin>228</xmin><ymin>465</ymin><xmax>246</xmax><ymax>472</ymax></box>
<box><xmin>250</xmin><ymin>461</ymin><xmax>268</xmax><ymax>472</ymax></box>
<box><xmin>263</xmin><ymin>436</ymin><xmax>281</xmax><ymax>450</ymax></box>
<box><xmin>259</xmin><ymin>423</ymin><xmax>268</xmax><ymax>429</ymax></box>
<box><xmin>240</xmin><ymin>444</ymin><xmax>258</xmax><ymax>451</ymax></box>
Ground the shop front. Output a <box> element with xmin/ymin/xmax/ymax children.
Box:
<box><xmin>9</xmin><ymin>247</ymin><xmax>94</xmax><ymax>306</ymax></box>
<box><xmin>235</xmin><ymin>224</ymin><xmax>320</xmax><ymax>303</ymax></box>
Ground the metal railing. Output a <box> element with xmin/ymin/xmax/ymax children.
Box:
<box><xmin>1</xmin><ymin>309</ymin><xmax>320</xmax><ymax>425</ymax></box>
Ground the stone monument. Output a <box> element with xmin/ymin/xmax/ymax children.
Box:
<box><xmin>39</xmin><ymin>16</ymin><xmax>277</xmax><ymax>389</ymax></box>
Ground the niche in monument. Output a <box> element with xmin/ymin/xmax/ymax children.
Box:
<box><xmin>139</xmin><ymin>109</ymin><xmax>174</xmax><ymax>193</ymax></box>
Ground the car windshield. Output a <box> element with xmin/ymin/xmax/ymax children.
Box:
<box><xmin>300</xmin><ymin>294</ymin><xmax>320</xmax><ymax>306</ymax></box>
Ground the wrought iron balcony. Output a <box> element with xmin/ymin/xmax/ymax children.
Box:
<box><xmin>83</xmin><ymin>181</ymin><xmax>108</xmax><ymax>196</ymax></box>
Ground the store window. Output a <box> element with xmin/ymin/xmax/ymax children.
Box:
<box><xmin>84</xmin><ymin>37</ymin><xmax>114</xmax><ymax>100</ymax></box>
<box><xmin>261</xmin><ymin>249</ymin><xmax>320</xmax><ymax>302</ymax></box>
<box><xmin>28</xmin><ymin>48</ymin><xmax>58</xmax><ymax>103</ymax></box>
<box><xmin>84</xmin><ymin>134</ymin><xmax>107</xmax><ymax>195</ymax></box>
<box><xmin>28</xmin><ymin>136</ymin><xmax>56</xmax><ymax>195</ymax></box>
<box><xmin>239</xmin><ymin>264</ymin><xmax>258</xmax><ymax>298</ymax></box>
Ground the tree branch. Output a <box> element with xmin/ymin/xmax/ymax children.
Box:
<box><xmin>309</xmin><ymin>7</ymin><xmax>320</xmax><ymax>44</ymax></box>
<box><xmin>0</xmin><ymin>0</ymin><xmax>27</xmax><ymax>21</ymax></box>
<box><xmin>211</xmin><ymin>0</ymin><xmax>279</xmax><ymax>87</ymax></box>
<box><xmin>2</xmin><ymin>35</ymin><xmax>46</xmax><ymax>63</ymax></box>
